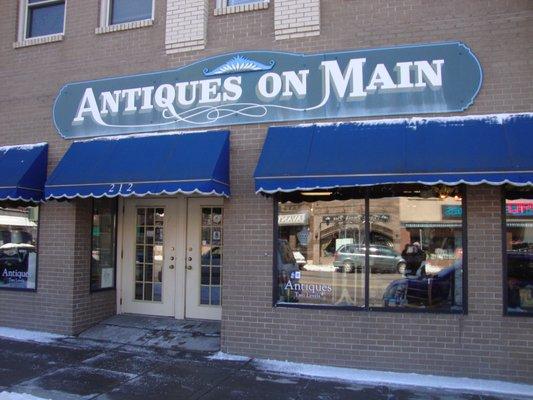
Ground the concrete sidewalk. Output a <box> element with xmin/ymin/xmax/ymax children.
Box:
<box><xmin>0</xmin><ymin>335</ymin><xmax>529</xmax><ymax>400</ymax></box>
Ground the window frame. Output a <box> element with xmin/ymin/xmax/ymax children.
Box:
<box><xmin>0</xmin><ymin>205</ymin><xmax>40</xmax><ymax>293</ymax></box>
<box><xmin>502</xmin><ymin>188</ymin><xmax>533</xmax><ymax>317</ymax></box>
<box><xmin>18</xmin><ymin>0</ymin><xmax>66</xmax><ymax>41</ymax></box>
<box><xmin>272</xmin><ymin>187</ymin><xmax>468</xmax><ymax>315</ymax></box>
<box><xmin>99</xmin><ymin>0</ymin><xmax>154</xmax><ymax>28</ymax></box>
<box><xmin>89</xmin><ymin>198</ymin><xmax>118</xmax><ymax>293</ymax></box>
<box><xmin>220</xmin><ymin>0</ymin><xmax>267</xmax><ymax>5</ymax></box>
<box><xmin>214</xmin><ymin>0</ymin><xmax>270</xmax><ymax>16</ymax></box>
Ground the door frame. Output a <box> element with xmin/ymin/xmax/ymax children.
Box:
<box><xmin>116</xmin><ymin>196</ymin><xmax>223</xmax><ymax>320</ymax></box>
<box><xmin>116</xmin><ymin>196</ymin><xmax>187</xmax><ymax>317</ymax></box>
<box><xmin>184</xmin><ymin>197</ymin><xmax>224</xmax><ymax>320</ymax></box>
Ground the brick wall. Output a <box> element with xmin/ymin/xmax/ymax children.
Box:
<box><xmin>274</xmin><ymin>0</ymin><xmax>320</xmax><ymax>40</ymax></box>
<box><xmin>165</xmin><ymin>0</ymin><xmax>209</xmax><ymax>54</ymax></box>
<box><xmin>0</xmin><ymin>0</ymin><xmax>531</xmax><ymax>382</ymax></box>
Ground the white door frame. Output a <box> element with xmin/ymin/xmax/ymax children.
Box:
<box><xmin>117</xmin><ymin>196</ymin><xmax>184</xmax><ymax>316</ymax></box>
<box><xmin>116</xmin><ymin>196</ymin><xmax>223</xmax><ymax>320</ymax></box>
<box><xmin>185</xmin><ymin>197</ymin><xmax>224</xmax><ymax>320</ymax></box>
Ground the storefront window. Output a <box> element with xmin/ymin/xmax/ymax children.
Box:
<box><xmin>90</xmin><ymin>198</ymin><xmax>117</xmax><ymax>291</ymax></box>
<box><xmin>276</xmin><ymin>186</ymin><xmax>464</xmax><ymax>312</ymax></box>
<box><xmin>0</xmin><ymin>206</ymin><xmax>39</xmax><ymax>290</ymax></box>
<box><xmin>371</xmin><ymin>196</ymin><xmax>463</xmax><ymax>311</ymax></box>
<box><xmin>277</xmin><ymin>200</ymin><xmax>365</xmax><ymax>306</ymax></box>
<box><xmin>505</xmin><ymin>190</ymin><xmax>533</xmax><ymax>315</ymax></box>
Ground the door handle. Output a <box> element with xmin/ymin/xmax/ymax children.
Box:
<box><xmin>185</xmin><ymin>265</ymin><xmax>192</xmax><ymax>270</ymax></box>
<box><xmin>169</xmin><ymin>265</ymin><xmax>175</xmax><ymax>269</ymax></box>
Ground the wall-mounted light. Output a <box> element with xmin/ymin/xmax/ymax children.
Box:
<box><xmin>301</xmin><ymin>191</ymin><xmax>332</xmax><ymax>196</ymax></box>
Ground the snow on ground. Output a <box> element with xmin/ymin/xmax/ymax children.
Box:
<box><xmin>252</xmin><ymin>358</ymin><xmax>533</xmax><ymax>398</ymax></box>
<box><xmin>302</xmin><ymin>264</ymin><xmax>336</xmax><ymax>272</ymax></box>
<box><xmin>0</xmin><ymin>392</ymin><xmax>50</xmax><ymax>400</ymax></box>
<box><xmin>207</xmin><ymin>351</ymin><xmax>250</xmax><ymax>362</ymax></box>
<box><xmin>0</xmin><ymin>327</ymin><xmax>64</xmax><ymax>343</ymax></box>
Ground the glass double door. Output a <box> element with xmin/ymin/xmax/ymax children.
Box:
<box><xmin>121</xmin><ymin>197</ymin><xmax>222</xmax><ymax>320</ymax></box>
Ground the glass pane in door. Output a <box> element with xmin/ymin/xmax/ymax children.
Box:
<box><xmin>200</xmin><ymin>207</ymin><xmax>223</xmax><ymax>305</ymax></box>
<box><xmin>135</xmin><ymin>207</ymin><xmax>164</xmax><ymax>302</ymax></box>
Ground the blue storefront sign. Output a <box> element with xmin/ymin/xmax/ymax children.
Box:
<box><xmin>53</xmin><ymin>41</ymin><xmax>482</xmax><ymax>139</ymax></box>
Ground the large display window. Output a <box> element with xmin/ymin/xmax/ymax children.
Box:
<box><xmin>0</xmin><ymin>205</ymin><xmax>39</xmax><ymax>291</ymax></box>
<box><xmin>275</xmin><ymin>185</ymin><xmax>465</xmax><ymax>312</ymax></box>
<box><xmin>504</xmin><ymin>188</ymin><xmax>533</xmax><ymax>315</ymax></box>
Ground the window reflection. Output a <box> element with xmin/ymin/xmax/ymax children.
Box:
<box><xmin>373</xmin><ymin>197</ymin><xmax>463</xmax><ymax>310</ymax></box>
<box><xmin>277</xmin><ymin>200</ymin><xmax>366</xmax><ymax>307</ymax></box>
<box><xmin>0</xmin><ymin>206</ymin><xmax>39</xmax><ymax>290</ymax></box>
<box><xmin>505</xmin><ymin>195</ymin><xmax>533</xmax><ymax>314</ymax></box>
<box><xmin>91</xmin><ymin>199</ymin><xmax>117</xmax><ymax>291</ymax></box>
<box><xmin>276</xmin><ymin>187</ymin><xmax>464</xmax><ymax>312</ymax></box>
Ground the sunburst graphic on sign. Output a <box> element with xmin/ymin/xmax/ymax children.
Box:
<box><xmin>203</xmin><ymin>55</ymin><xmax>275</xmax><ymax>76</ymax></box>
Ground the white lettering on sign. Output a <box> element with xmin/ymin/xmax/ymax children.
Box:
<box><xmin>71</xmin><ymin>58</ymin><xmax>445</xmax><ymax>125</ymax></box>
<box><xmin>2</xmin><ymin>268</ymin><xmax>29</xmax><ymax>279</ymax></box>
<box><xmin>278</xmin><ymin>213</ymin><xmax>308</xmax><ymax>226</ymax></box>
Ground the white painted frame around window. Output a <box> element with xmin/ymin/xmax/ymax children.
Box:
<box><xmin>214</xmin><ymin>0</ymin><xmax>269</xmax><ymax>16</ymax></box>
<box><xmin>17</xmin><ymin>0</ymin><xmax>66</xmax><ymax>42</ymax></box>
<box><xmin>98</xmin><ymin>0</ymin><xmax>154</xmax><ymax>30</ymax></box>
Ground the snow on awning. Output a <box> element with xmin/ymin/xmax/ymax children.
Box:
<box><xmin>254</xmin><ymin>113</ymin><xmax>533</xmax><ymax>194</ymax></box>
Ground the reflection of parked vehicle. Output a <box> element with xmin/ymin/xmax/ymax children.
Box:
<box><xmin>507</xmin><ymin>251</ymin><xmax>533</xmax><ymax>311</ymax></box>
<box><xmin>333</xmin><ymin>244</ymin><xmax>405</xmax><ymax>273</ymax></box>
<box><xmin>382</xmin><ymin>261</ymin><xmax>461</xmax><ymax>308</ymax></box>
<box><xmin>0</xmin><ymin>243</ymin><xmax>36</xmax><ymax>284</ymax></box>
<box><xmin>201</xmin><ymin>246</ymin><xmax>221</xmax><ymax>266</ymax></box>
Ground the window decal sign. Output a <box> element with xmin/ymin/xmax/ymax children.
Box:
<box><xmin>53</xmin><ymin>42</ymin><xmax>482</xmax><ymax>139</ymax></box>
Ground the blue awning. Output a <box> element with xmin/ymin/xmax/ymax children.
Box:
<box><xmin>46</xmin><ymin>131</ymin><xmax>230</xmax><ymax>199</ymax></box>
<box><xmin>0</xmin><ymin>143</ymin><xmax>48</xmax><ymax>202</ymax></box>
<box><xmin>254</xmin><ymin>113</ymin><xmax>533</xmax><ymax>194</ymax></box>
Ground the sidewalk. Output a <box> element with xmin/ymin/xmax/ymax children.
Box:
<box><xmin>0</xmin><ymin>332</ymin><xmax>531</xmax><ymax>400</ymax></box>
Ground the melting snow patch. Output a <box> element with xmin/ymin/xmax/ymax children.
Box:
<box><xmin>254</xmin><ymin>359</ymin><xmax>533</xmax><ymax>398</ymax></box>
<box><xmin>207</xmin><ymin>351</ymin><xmax>250</xmax><ymax>362</ymax></box>
<box><xmin>0</xmin><ymin>327</ymin><xmax>65</xmax><ymax>343</ymax></box>
<box><xmin>0</xmin><ymin>392</ymin><xmax>51</xmax><ymax>400</ymax></box>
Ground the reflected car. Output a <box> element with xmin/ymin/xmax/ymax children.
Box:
<box><xmin>382</xmin><ymin>261</ymin><xmax>461</xmax><ymax>308</ymax></box>
<box><xmin>507</xmin><ymin>251</ymin><xmax>533</xmax><ymax>311</ymax></box>
<box><xmin>333</xmin><ymin>244</ymin><xmax>405</xmax><ymax>273</ymax></box>
<box><xmin>0</xmin><ymin>243</ymin><xmax>36</xmax><ymax>284</ymax></box>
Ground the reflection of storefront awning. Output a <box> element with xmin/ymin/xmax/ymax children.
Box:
<box><xmin>0</xmin><ymin>215</ymin><xmax>37</xmax><ymax>227</ymax></box>
<box><xmin>0</xmin><ymin>143</ymin><xmax>48</xmax><ymax>202</ymax></box>
<box><xmin>403</xmin><ymin>222</ymin><xmax>461</xmax><ymax>228</ymax></box>
<box><xmin>254</xmin><ymin>113</ymin><xmax>533</xmax><ymax>194</ymax></box>
<box><xmin>45</xmin><ymin>131</ymin><xmax>230</xmax><ymax>199</ymax></box>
